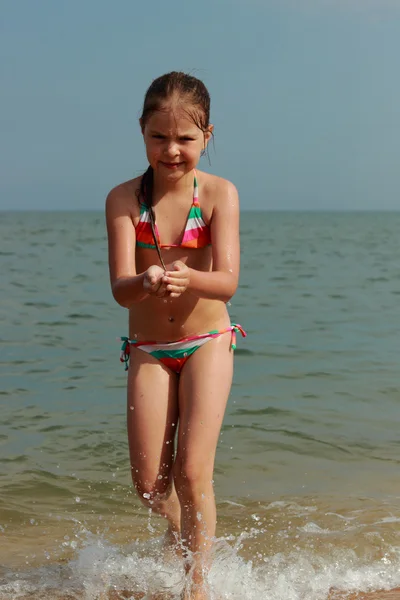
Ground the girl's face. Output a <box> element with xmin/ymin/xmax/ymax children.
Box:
<box><xmin>141</xmin><ymin>104</ymin><xmax>212</xmax><ymax>180</ymax></box>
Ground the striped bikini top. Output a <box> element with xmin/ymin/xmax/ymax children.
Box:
<box><xmin>135</xmin><ymin>173</ymin><xmax>211</xmax><ymax>249</ymax></box>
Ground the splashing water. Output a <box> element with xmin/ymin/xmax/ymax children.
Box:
<box><xmin>1</xmin><ymin>516</ymin><xmax>400</xmax><ymax>600</ymax></box>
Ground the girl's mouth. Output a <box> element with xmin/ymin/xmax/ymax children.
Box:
<box><xmin>160</xmin><ymin>162</ymin><xmax>183</xmax><ymax>170</ymax></box>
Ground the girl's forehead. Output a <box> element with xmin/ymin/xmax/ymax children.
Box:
<box><xmin>145</xmin><ymin>108</ymin><xmax>200</xmax><ymax>133</ymax></box>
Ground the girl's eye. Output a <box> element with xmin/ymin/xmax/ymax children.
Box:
<box><xmin>151</xmin><ymin>134</ymin><xmax>194</xmax><ymax>141</ymax></box>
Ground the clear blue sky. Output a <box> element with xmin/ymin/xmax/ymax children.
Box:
<box><xmin>1</xmin><ymin>0</ymin><xmax>400</xmax><ymax>210</ymax></box>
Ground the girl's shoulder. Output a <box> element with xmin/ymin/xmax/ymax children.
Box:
<box><xmin>105</xmin><ymin>177</ymin><xmax>141</xmax><ymax>217</ymax></box>
<box><xmin>197</xmin><ymin>171</ymin><xmax>239</xmax><ymax>208</ymax></box>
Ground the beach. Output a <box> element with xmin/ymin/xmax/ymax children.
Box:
<box><xmin>1</xmin><ymin>210</ymin><xmax>400</xmax><ymax>599</ymax></box>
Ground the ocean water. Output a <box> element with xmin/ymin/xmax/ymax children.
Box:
<box><xmin>1</xmin><ymin>210</ymin><xmax>400</xmax><ymax>599</ymax></box>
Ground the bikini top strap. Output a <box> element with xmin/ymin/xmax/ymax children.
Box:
<box><xmin>140</xmin><ymin>169</ymin><xmax>197</xmax><ymax>208</ymax></box>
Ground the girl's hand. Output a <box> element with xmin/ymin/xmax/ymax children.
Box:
<box><xmin>163</xmin><ymin>261</ymin><xmax>191</xmax><ymax>298</ymax></box>
<box><xmin>143</xmin><ymin>265</ymin><xmax>168</xmax><ymax>298</ymax></box>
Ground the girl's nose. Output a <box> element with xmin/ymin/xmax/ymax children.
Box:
<box><xmin>165</xmin><ymin>141</ymin><xmax>179</xmax><ymax>156</ymax></box>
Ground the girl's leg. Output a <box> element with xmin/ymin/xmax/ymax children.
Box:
<box><xmin>174</xmin><ymin>333</ymin><xmax>234</xmax><ymax>598</ymax></box>
<box><xmin>127</xmin><ymin>348</ymin><xmax>181</xmax><ymax>538</ymax></box>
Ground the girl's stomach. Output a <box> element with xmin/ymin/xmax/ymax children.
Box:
<box><xmin>129</xmin><ymin>247</ymin><xmax>231</xmax><ymax>341</ymax></box>
<box><xmin>128</xmin><ymin>294</ymin><xmax>230</xmax><ymax>341</ymax></box>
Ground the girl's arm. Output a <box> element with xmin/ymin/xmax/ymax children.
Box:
<box><xmin>106</xmin><ymin>186</ymin><xmax>148</xmax><ymax>307</ymax></box>
<box><xmin>188</xmin><ymin>180</ymin><xmax>240</xmax><ymax>302</ymax></box>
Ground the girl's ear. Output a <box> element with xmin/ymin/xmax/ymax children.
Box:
<box><xmin>203</xmin><ymin>124</ymin><xmax>214</xmax><ymax>149</ymax></box>
<box><xmin>139</xmin><ymin>118</ymin><xmax>145</xmax><ymax>134</ymax></box>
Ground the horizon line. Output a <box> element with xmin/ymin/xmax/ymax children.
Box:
<box><xmin>1</xmin><ymin>208</ymin><xmax>400</xmax><ymax>214</ymax></box>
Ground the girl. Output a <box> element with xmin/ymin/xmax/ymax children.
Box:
<box><xmin>106</xmin><ymin>71</ymin><xmax>245</xmax><ymax>600</ymax></box>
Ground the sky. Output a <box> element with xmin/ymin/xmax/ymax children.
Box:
<box><xmin>1</xmin><ymin>0</ymin><xmax>400</xmax><ymax>211</ymax></box>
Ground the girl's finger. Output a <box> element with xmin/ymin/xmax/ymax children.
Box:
<box><xmin>165</xmin><ymin>271</ymin><xmax>187</xmax><ymax>280</ymax></box>
<box><xmin>166</xmin><ymin>284</ymin><xmax>186</xmax><ymax>293</ymax></box>
<box><xmin>164</xmin><ymin>277</ymin><xmax>189</xmax><ymax>286</ymax></box>
<box><xmin>156</xmin><ymin>283</ymin><xmax>168</xmax><ymax>294</ymax></box>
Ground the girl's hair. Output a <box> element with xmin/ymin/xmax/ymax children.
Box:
<box><xmin>140</xmin><ymin>71</ymin><xmax>211</xmax><ymax>132</ymax></box>
<box><xmin>138</xmin><ymin>72</ymin><xmax>211</xmax><ymax>268</ymax></box>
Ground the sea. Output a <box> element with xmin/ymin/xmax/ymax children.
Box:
<box><xmin>1</xmin><ymin>210</ymin><xmax>400</xmax><ymax>599</ymax></box>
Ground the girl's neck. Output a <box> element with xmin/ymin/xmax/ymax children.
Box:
<box><xmin>152</xmin><ymin>169</ymin><xmax>194</xmax><ymax>200</ymax></box>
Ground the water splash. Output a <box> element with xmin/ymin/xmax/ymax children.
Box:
<box><xmin>1</xmin><ymin>522</ymin><xmax>400</xmax><ymax>600</ymax></box>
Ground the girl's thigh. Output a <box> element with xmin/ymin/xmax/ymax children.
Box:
<box><xmin>127</xmin><ymin>348</ymin><xmax>179</xmax><ymax>491</ymax></box>
<box><xmin>176</xmin><ymin>332</ymin><xmax>234</xmax><ymax>472</ymax></box>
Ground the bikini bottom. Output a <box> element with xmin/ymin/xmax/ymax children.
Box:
<box><xmin>119</xmin><ymin>323</ymin><xmax>246</xmax><ymax>374</ymax></box>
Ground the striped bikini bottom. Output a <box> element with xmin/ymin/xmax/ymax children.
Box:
<box><xmin>119</xmin><ymin>324</ymin><xmax>246</xmax><ymax>374</ymax></box>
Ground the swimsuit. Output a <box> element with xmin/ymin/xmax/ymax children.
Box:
<box><xmin>135</xmin><ymin>172</ymin><xmax>211</xmax><ymax>249</ymax></box>
<box><xmin>119</xmin><ymin>324</ymin><xmax>246</xmax><ymax>374</ymax></box>
<box><xmin>120</xmin><ymin>171</ymin><xmax>246</xmax><ymax>374</ymax></box>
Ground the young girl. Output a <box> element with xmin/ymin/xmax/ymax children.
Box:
<box><xmin>106</xmin><ymin>71</ymin><xmax>245</xmax><ymax>600</ymax></box>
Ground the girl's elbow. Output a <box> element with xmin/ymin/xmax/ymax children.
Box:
<box><xmin>111</xmin><ymin>277</ymin><xmax>147</xmax><ymax>307</ymax></box>
<box><xmin>112</xmin><ymin>285</ymin><xmax>129</xmax><ymax>308</ymax></box>
<box><xmin>111</xmin><ymin>279</ymin><xmax>132</xmax><ymax>308</ymax></box>
<box><xmin>222</xmin><ymin>278</ymin><xmax>238</xmax><ymax>302</ymax></box>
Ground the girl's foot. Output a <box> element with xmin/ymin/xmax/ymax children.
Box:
<box><xmin>181</xmin><ymin>588</ymin><xmax>209</xmax><ymax>600</ymax></box>
<box><xmin>181</xmin><ymin>576</ymin><xmax>210</xmax><ymax>600</ymax></box>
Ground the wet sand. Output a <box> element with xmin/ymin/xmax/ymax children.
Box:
<box><xmin>0</xmin><ymin>588</ymin><xmax>399</xmax><ymax>599</ymax></box>
<box><xmin>1</xmin><ymin>502</ymin><xmax>399</xmax><ymax>600</ymax></box>
<box><xmin>330</xmin><ymin>590</ymin><xmax>400</xmax><ymax>600</ymax></box>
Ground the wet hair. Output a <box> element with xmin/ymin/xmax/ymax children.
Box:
<box><xmin>140</xmin><ymin>71</ymin><xmax>210</xmax><ymax>132</ymax></box>
<box><xmin>137</xmin><ymin>72</ymin><xmax>211</xmax><ymax>268</ymax></box>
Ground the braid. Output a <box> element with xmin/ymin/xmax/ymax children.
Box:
<box><xmin>139</xmin><ymin>165</ymin><xmax>154</xmax><ymax>209</ymax></box>
<box><xmin>139</xmin><ymin>166</ymin><xmax>166</xmax><ymax>271</ymax></box>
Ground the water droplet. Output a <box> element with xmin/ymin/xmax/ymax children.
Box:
<box><xmin>143</xmin><ymin>492</ymin><xmax>151</xmax><ymax>499</ymax></box>
<box><xmin>196</xmin><ymin>512</ymin><xmax>202</xmax><ymax>522</ymax></box>
<box><xmin>147</xmin><ymin>508</ymin><xmax>155</xmax><ymax>533</ymax></box>
<box><xmin>75</xmin><ymin>496</ymin><xmax>80</xmax><ymax>503</ymax></box>
<box><xmin>157</xmin><ymin>475</ymin><xmax>163</xmax><ymax>480</ymax></box>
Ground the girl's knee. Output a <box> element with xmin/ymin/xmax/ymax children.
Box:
<box><xmin>173</xmin><ymin>456</ymin><xmax>213</xmax><ymax>499</ymax></box>
<box><xmin>132</xmin><ymin>470</ymin><xmax>173</xmax><ymax>506</ymax></box>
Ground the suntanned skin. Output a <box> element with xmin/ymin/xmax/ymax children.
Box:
<box><xmin>106</xmin><ymin>104</ymin><xmax>240</xmax><ymax>600</ymax></box>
